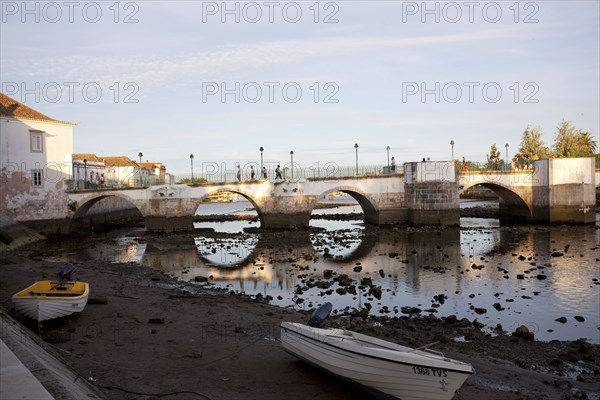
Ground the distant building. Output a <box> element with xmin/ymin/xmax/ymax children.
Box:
<box><xmin>101</xmin><ymin>156</ymin><xmax>141</xmax><ymax>187</ymax></box>
<box><xmin>71</xmin><ymin>155</ymin><xmax>173</xmax><ymax>188</ymax></box>
<box><xmin>72</xmin><ymin>153</ymin><xmax>105</xmax><ymax>189</ymax></box>
<box><xmin>0</xmin><ymin>92</ymin><xmax>77</xmax><ymax>222</ymax></box>
<box><xmin>139</xmin><ymin>161</ymin><xmax>171</xmax><ymax>185</ymax></box>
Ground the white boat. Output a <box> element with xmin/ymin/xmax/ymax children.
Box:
<box><xmin>280</xmin><ymin>304</ymin><xmax>474</xmax><ymax>400</ymax></box>
<box><xmin>12</xmin><ymin>263</ymin><xmax>90</xmax><ymax>322</ymax></box>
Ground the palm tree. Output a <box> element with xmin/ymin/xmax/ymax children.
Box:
<box><xmin>577</xmin><ymin>132</ymin><xmax>597</xmax><ymax>156</ymax></box>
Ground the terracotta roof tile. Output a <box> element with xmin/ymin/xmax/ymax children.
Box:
<box><xmin>0</xmin><ymin>92</ymin><xmax>76</xmax><ymax>125</ymax></box>
<box><xmin>73</xmin><ymin>153</ymin><xmax>103</xmax><ymax>162</ymax></box>
<box><xmin>139</xmin><ymin>162</ymin><xmax>167</xmax><ymax>170</ymax></box>
<box><xmin>101</xmin><ymin>156</ymin><xmax>138</xmax><ymax>167</ymax></box>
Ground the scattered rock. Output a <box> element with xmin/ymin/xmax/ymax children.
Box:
<box><xmin>553</xmin><ymin>379</ymin><xmax>572</xmax><ymax>389</ymax></box>
<box><xmin>574</xmin><ymin>316</ymin><xmax>585</xmax><ymax>322</ymax></box>
<box><xmin>401</xmin><ymin>306</ymin><xmax>422</xmax><ymax>315</ymax></box>
<box><xmin>555</xmin><ymin>317</ymin><xmax>568</xmax><ymax>324</ymax></box>
<box><xmin>444</xmin><ymin>315</ymin><xmax>458</xmax><ymax>324</ymax></box>
<box><xmin>513</xmin><ymin>325</ymin><xmax>535</xmax><ymax>341</ymax></box>
<box><xmin>432</xmin><ymin>332</ymin><xmax>450</xmax><ymax>344</ymax></box>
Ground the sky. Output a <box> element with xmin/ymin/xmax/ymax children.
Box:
<box><xmin>1</xmin><ymin>0</ymin><xmax>599</xmax><ymax>176</ymax></box>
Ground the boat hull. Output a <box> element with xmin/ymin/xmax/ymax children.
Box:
<box><xmin>281</xmin><ymin>322</ymin><xmax>473</xmax><ymax>400</ymax></box>
<box><xmin>12</xmin><ymin>281</ymin><xmax>89</xmax><ymax>322</ymax></box>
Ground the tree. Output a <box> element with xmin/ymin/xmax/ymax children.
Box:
<box><xmin>517</xmin><ymin>125</ymin><xmax>550</xmax><ymax>167</ymax></box>
<box><xmin>553</xmin><ymin>120</ymin><xmax>581</xmax><ymax>157</ymax></box>
<box><xmin>577</xmin><ymin>132</ymin><xmax>597</xmax><ymax>156</ymax></box>
<box><xmin>551</xmin><ymin>120</ymin><xmax>598</xmax><ymax>157</ymax></box>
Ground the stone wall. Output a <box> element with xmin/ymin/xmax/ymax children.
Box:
<box><xmin>405</xmin><ymin>181</ymin><xmax>460</xmax><ymax>226</ymax></box>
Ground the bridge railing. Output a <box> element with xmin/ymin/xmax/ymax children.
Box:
<box><xmin>66</xmin><ymin>176</ymin><xmax>171</xmax><ymax>191</ymax></box>
<box><xmin>178</xmin><ymin>164</ymin><xmax>395</xmax><ymax>183</ymax></box>
<box><xmin>457</xmin><ymin>161</ymin><xmax>514</xmax><ymax>173</ymax></box>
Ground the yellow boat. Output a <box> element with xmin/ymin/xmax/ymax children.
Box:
<box><xmin>12</xmin><ymin>279</ymin><xmax>89</xmax><ymax>322</ymax></box>
<box><xmin>12</xmin><ymin>281</ymin><xmax>90</xmax><ymax>321</ymax></box>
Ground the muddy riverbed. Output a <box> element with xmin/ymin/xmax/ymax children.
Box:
<box><xmin>1</xmin><ymin>225</ymin><xmax>599</xmax><ymax>400</ymax></box>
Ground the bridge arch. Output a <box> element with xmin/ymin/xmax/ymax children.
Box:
<box><xmin>196</xmin><ymin>187</ymin><xmax>265</xmax><ymax>227</ymax></box>
<box><xmin>461</xmin><ymin>181</ymin><xmax>533</xmax><ymax>221</ymax></box>
<box><xmin>70</xmin><ymin>192</ymin><xmax>144</xmax><ymax>231</ymax></box>
<box><xmin>311</xmin><ymin>186</ymin><xmax>379</xmax><ymax>225</ymax></box>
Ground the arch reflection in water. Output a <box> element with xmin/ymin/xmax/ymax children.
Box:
<box><xmin>138</xmin><ymin>223</ymin><xmax>599</xmax><ymax>343</ymax></box>
<box><xmin>194</xmin><ymin>193</ymin><xmax>260</xmax><ymax>233</ymax></box>
<box><xmin>195</xmin><ymin>235</ymin><xmax>259</xmax><ymax>267</ymax></box>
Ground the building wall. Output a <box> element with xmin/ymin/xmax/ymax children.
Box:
<box><xmin>0</xmin><ymin>116</ymin><xmax>74</xmax><ymax>220</ymax></box>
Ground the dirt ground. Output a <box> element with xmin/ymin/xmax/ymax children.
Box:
<box><xmin>1</xmin><ymin>244</ymin><xmax>598</xmax><ymax>400</ymax></box>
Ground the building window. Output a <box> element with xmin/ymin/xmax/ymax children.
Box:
<box><xmin>30</xmin><ymin>131</ymin><xmax>44</xmax><ymax>153</ymax></box>
<box><xmin>32</xmin><ymin>169</ymin><xmax>43</xmax><ymax>187</ymax></box>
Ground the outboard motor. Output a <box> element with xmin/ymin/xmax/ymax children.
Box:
<box><xmin>308</xmin><ymin>302</ymin><xmax>333</xmax><ymax>328</ymax></box>
<box><xmin>56</xmin><ymin>263</ymin><xmax>76</xmax><ymax>281</ymax></box>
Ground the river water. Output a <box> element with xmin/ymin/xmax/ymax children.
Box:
<box><xmin>41</xmin><ymin>197</ymin><xmax>600</xmax><ymax>344</ymax></box>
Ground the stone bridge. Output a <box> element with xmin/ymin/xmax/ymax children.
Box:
<box><xmin>459</xmin><ymin>158</ymin><xmax>598</xmax><ymax>224</ymax></box>
<box><xmin>67</xmin><ymin>158</ymin><xmax>597</xmax><ymax>233</ymax></box>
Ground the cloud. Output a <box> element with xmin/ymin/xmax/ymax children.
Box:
<box><xmin>2</xmin><ymin>28</ymin><xmax>518</xmax><ymax>89</ymax></box>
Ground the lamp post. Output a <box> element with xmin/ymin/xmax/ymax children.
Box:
<box><xmin>290</xmin><ymin>150</ymin><xmax>294</xmax><ymax>179</ymax></box>
<box><xmin>189</xmin><ymin>154</ymin><xmax>194</xmax><ymax>183</ymax></box>
<box><xmin>137</xmin><ymin>152</ymin><xmax>143</xmax><ymax>187</ymax></box>
<box><xmin>259</xmin><ymin>146</ymin><xmax>264</xmax><ymax>175</ymax></box>
<box><xmin>354</xmin><ymin>143</ymin><xmax>359</xmax><ymax>175</ymax></box>
<box><xmin>386</xmin><ymin>146</ymin><xmax>390</xmax><ymax>170</ymax></box>
<box><xmin>83</xmin><ymin>159</ymin><xmax>87</xmax><ymax>189</ymax></box>
<box><xmin>450</xmin><ymin>140</ymin><xmax>455</xmax><ymax>163</ymax></box>
<box><xmin>505</xmin><ymin>143</ymin><xmax>509</xmax><ymax>168</ymax></box>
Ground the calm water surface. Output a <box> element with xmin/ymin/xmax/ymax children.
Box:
<box><xmin>46</xmin><ymin>198</ymin><xmax>600</xmax><ymax>343</ymax></box>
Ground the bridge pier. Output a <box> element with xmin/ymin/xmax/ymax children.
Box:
<box><xmin>260</xmin><ymin>212</ymin><xmax>311</xmax><ymax>229</ymax></box>
<box><xmin>404</xmin><ymin>162</ymin><xmax>460</xmax><ymax>226</ymax></box>
<box><xmin>145</xmin><ymin>215</ymin><xmax>195</xmax><ymax>233</ymax></box>
<box><xmin>533</xmin><ymin>158</ymin><xmax>596</xmax><ymax>224</ymax></box>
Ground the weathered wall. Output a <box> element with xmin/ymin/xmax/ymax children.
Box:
<box><xmin>543</xmin><ymin>158</ymin><xmax>595</xmax><ymax>224</ymax></box>
<box><xmin>1</xmin><ymin>116</ymin><xmax>74</xmax><ymax>222</ymax></box>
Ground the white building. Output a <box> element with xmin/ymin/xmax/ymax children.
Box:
<box><xmin>72</xmin><ymin>153</ymin><xmax>105</xmax><ymax>189</ymax></box>
<box><xmin>102</xmin><ymin>156</ymin><xmax>142</xmax><ymax>188</ymax></box>
<box><xmin>0</xmin><ymin>93</ymin><xmax>77</xmax><ymax>222</ymax></box>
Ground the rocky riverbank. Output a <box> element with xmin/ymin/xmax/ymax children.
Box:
<box><xmin>0</xmin><ymin>232</ymin><xmax>598</xmax><ymax>400</ymax></box>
